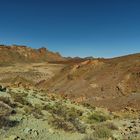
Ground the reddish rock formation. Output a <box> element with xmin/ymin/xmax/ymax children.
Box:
<box><xmin>0</xmin><ymin>45</ymin><xmax>65</xmax><ymax>63</ymax></box>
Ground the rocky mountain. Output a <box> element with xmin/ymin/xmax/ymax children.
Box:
<box><xmin>0</xmin><ymin>45</ymin><xmax>65</xmax><ymax>64</ymax></box>
<box><xmin>0</xmin><ymin>45</ymin><xmax>140</xmax><ymax>140</ymax></box>
<box><xmin>0</xmin><ymin>44</ymin><xmax>140</xmax><ymax>112</ymax></box>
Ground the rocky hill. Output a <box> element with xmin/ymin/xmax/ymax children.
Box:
<box><xmin>0</xmin><ymin>45</ymin><xmax>140</xmax><ymax>140</ymax></box>
<box><xmin>38</xmin><ymin>53</ymin><xmax>140</xmax><ymax>111</ymax></box>
<box><xmin>0</xmin><ymin>45</ymin><xmax>140</xmax><ymax>112</ymax></box>
<box><xmin>0</xmin><ymin>45</ymin><xmax>65</xmax><ymax>64</ymax></box>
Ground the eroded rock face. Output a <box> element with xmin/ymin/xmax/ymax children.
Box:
<box><xmin>38</xmin><ymin>47</ymin><xmax>47</xmax><ymax>55</ymax></box>
<box><xmin>0</xmin><ymin>45</ymin><xmax>65</xmax><ymax>63</ymax></box>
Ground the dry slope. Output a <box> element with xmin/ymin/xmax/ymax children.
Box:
<box><xmin>38</xmin><ymin>54</ymin><xmax>140</xmax><ymax>111</ymax></box>
<box><xmin>0</xmin><ymin>45</ymin><xmax>65</xmax><ymax>64</ymax></box>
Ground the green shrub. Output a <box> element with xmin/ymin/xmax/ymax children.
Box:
<box><xmin>65</xmin><ymin>107</ymin><xmax>83</xmax><ymax>122</ymax></box>
<box><xmin>44</xmin><ymin>102</ymin><xmax>67</xmax><ymax>116</ymax></box>
<box><xmin>82</xmin><ymin>103</ymin><xmax>96</xmax><ymax>110</ymax></box>
<box><xmin>0</xmin><ymin>101</ymin><xmax>18</xmax><ymax>129</ymax></box>
<box><xmin>50</xmin><ymin>116</ymin><xmax>75</xmax><ymax>132</ymax></box>
<box><xmin>43</xmin><ymin>103</ymin><xmax>53</xmax><ymax>111</ymax></box>
<box><xmin>0</xmin><ymin>96</ymin><xmax>16</xmax><ymax>108</ymax></box>
<box><xmin>0</xmin><ymin>101</ymin><xmax>12</xmax><ymax>118</ymax></box>
<box><xmin>47</xmin><ymin>102</ymin><xmax>86</xmax><ymax>133</ymax></box>
<box><xmin>88</xmin><ymin>112</ymin><xmax>109</xmax><ymax>123</ymax></box>
<box><xmin>72</xmin><ymin>119</ymin><xmax>86</xmax><ymax>133</ymax></box>
<box><xmin>31</xmin><ymin>107</ymin><xmax>43</xmax><ymax>119</ymax></box>
<box><xmin>0</xmin><ymin>117</ymin><xmax>19</xmax><ymax>128</ymax></box>
<box><xmin>11</xmin><ymin>92</ymin><xmax>28</xmax><ymax>105</ymax></box>
<box><xmin>93</xmin><ymin>126</ymin><xmax>112</xmax><ymax>138</ymax></box>
<box><xmin>44</xmin><ymin>102</ymin><xmax>83</xmax><ymax>122</ymax></box>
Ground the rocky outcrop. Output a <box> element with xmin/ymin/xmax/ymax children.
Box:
<box><xmin>0</xmin><ymin>45</ymin><xmax>65</xmax><ymax>64</ymax></box>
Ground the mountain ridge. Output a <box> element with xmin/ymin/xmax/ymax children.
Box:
<box><xmin>0</xmin><ymin>45</ymin><xmax>65</xmax><ymax>63</ymax></box>
<box><xmin>0</xmin><ymin>44</ymin><xmax>140</xmax><ymax>111</ymax></box>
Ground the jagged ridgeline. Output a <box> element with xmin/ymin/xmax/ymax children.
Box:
<box><xmin>0</xmin><ymin>45</ymin><xmax>65</xmax><ymax>64</ymax></box>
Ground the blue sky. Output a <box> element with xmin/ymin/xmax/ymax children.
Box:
<box><xmin>0</xmin><ymin>0</ymin><xmax>140</xmax><ymax>58</ymax></box>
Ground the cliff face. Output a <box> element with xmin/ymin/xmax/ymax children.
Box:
<box><xmin>0</xmin><ymin>45</ymin><xmax>65</xmax><ymax>63</ymax></box>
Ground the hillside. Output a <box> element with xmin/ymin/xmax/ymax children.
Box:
<box><xmin>0</xmin><ymin>87</ymin><xmax>139</xmax><ymax>140</ymax></box>
<box><xmin>0</xmin><ymin>45</ymin><xmax>65</xmax><ymax>64</ymax></box>
<box><xmin>37</xmin><ymin>53</ymin><xmax>140</xmax><ymax>111</ymax></box>
<box><xmin>0</xmin><ymin>45</ymin><xmax>139</xmax><ymax>112</ymax></box>
<box><xmin>0</xmin><ymin>46</ymin><xmax>140</xmax><ymax>140</ymax></box>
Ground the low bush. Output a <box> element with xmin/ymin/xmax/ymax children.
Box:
<box><xmin>0</xmin><ymin>101</ymin><xmax>12</xmax><ymax>117</ymax></box>
<box><xmin>11</xmin><ymin>92</ymin><xmax>28</xmax><ymax>105</ymax></box>
<box><xmin>93</xmin><ymin>126</ymin><xmax>113</xmax><ymax>138</ymax></box>
<box><xmin>0</xmin><ymin>95</ymin><xmax>16</xmax><ymax>108</ymax></box>
<box><xmin>0</xmin><ymin>117</ymin><xmax>19</xmax><ymax>128</ymax></box>
<box><xmin>72</xmin><ymin>118</ymin><xmax>86</xmax><ymax>133</ymax></box>
<box><xmin>44</xmin><ymin>102</ymin><xmax>83</xmax><ymax>122</ymax></box>
<box><xmin>64</xmin><ymin>107</ymin><xmax>83</xmax><ymax>122</ymax></box>
<box><xmin>31</xmin><ymin>107</ymin><xmax>43</xmax><ymax>119</ymax></box>
<box><xmin>46</xmin><ymin>102</ymin><xmax>86</xmax><ymax>133</ymax></box>
<box><xmin>0</xmin><ymin>101</ymin><xmax>18</xmax><ymax>129</ymax></box>
<box><xmin>50</xmin><ymin>116</ymin><xmax>75</xmax><ymax>132</ymax></box>
<box><xmin>88</xmin><ymin>112</ymin><xmax>109</xmax><ymax>123</ymax></box>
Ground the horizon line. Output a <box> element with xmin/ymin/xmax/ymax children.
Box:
<box><xmin>0</xmin><ymin>43</ymin><xmax>140</xmax><ymax>59</ymax></box>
